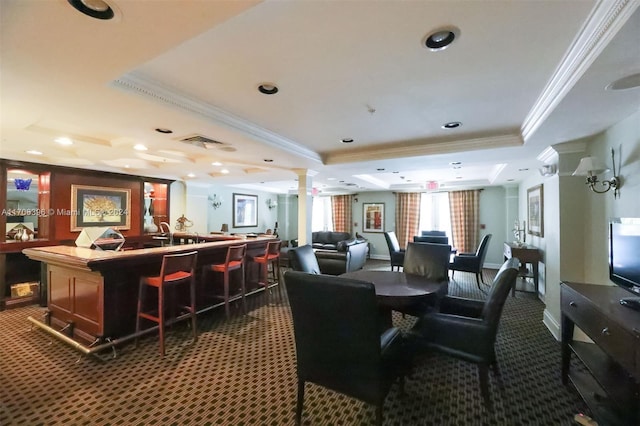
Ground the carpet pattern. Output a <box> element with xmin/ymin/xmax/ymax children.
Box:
<box><xmin>0</xmin><ymin>262</ymin><xmax>589</xmax><ymax>425</ymax></box>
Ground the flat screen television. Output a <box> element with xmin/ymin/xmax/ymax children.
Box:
<box><xmin>609</xmin><ymin>218</ymin><xmax>640</xmax><ymax>306</ymax></box>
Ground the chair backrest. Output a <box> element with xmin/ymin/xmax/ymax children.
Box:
<box><xmin>284</xmin><ymin>271</ymin><xmax>382</xmax><ymax>393</ymax></box>
<box><xmin>160</xmin><ymin>251</ymin><xmax>198</xmax><ymax>283</ymax></box>
<box><xmin>384</xmin><ymin>231</ymin><xmax>401</xmax><ymax>253</ymax></box>
<box><xmin>403</xmin><ymin>242</ymin><xmax>451</xmax><ymax>281</ymax></box>
<box><xmin>267</xmin><ymin>240</ymin><xmax>282</xmax><ymax>256</ymax></box>
<box><xmin>226</xmin><ymin>244</ymin><xmax>246</xmax><ymax>265</ymax></box>
<box><xmin>475</xmin><ymin>234</ymin><xmax>492</xmax><ymax>261</ymax></box>
<box><xmin>413</xmin><ymin>235</ymin><xmax>449</xmax><ymax>245</ymax></box>
<box><xmin>421</xmin><ymin>230</ymin><xmax>446</xmax><ymax>237</ymax></box>
<box><xmin>288</xmin><ymin>244</ymin><xmax>321</xmax><ymax>274</ymax></box>
<box><xmin>481</xmin><ymin>257</ymin><xmax>519</xmax><ymax>327</ymax></box>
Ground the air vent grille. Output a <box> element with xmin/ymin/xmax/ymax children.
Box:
<box><xmin>179</xmin><ymin>134</ymin><xmax>226</xmax><ymax>149</ymax></box>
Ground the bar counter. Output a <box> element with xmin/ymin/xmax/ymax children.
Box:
<box><xmin>23</xmin><ymin>236</ymin><xmax>275</xmax><ymax>349</ymax></box>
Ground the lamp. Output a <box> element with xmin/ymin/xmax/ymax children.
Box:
<box><xmin>266</xmin><ymin>198</ymin><xmax>278</xmax><ymax>209</ymax></box>
<box><xmin>208</xmin><ymin>194</ymin><xmax>222</xmax><ymax>209</ymax></box>
<box><xmin>572</xmin><ymin>149</ymin><xmax>621</xmax><ymax>198</ymax></box>
<box><xmin>220</xmin><ymin>223</ymin><xmax>229</xmax><ymax>233</ymax></box>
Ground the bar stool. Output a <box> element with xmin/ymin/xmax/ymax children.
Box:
<box><xmin>136</xmin><ymin>251</ymin><xmax>198</xmax><ymax>356</ymax></box>
<box><xmin>203</xmin><ymin>244</ymin><xmax>247</xmax><ymax>318</ymax></box>
<box><xmin>253</xmin><ymin>240</ymin><xmax>282</xmax><ymax>299</ymax></box>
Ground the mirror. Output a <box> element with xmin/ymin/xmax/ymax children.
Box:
<box><xmin>6</xmin><ymin>170</ymin><xmax>39</xmax><ymax>241</ymax></box>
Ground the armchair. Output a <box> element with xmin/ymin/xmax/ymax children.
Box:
<box><xmin>284</xmin><ymin>271</ymin><xmax>407</xmax><ymax>426</ymax></box>
<box><xmin>383</xmin><ymin>231</ymin><xmax>405</xmax><ymax>271</ymax></box>
<box><xmin>288</xmin><ymin>244</ymin><xmax>321</xmax><ymax>274</ymax></box>
<box><xmin>450</xmin><ymin>234</ymin><xmax>492</xmax><ymax>289</ymax></box>
<box><xmin>409</xmin><ymin>258</ymin><xmax>519</xmax><ymax>410</ymax></box>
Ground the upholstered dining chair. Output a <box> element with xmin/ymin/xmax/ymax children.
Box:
<box><xmin>409</xmin><ymin>257</ymin><xmax>519</xmax><ymax>411</ymax></box>
<box><xmin>383</xmin><ymin>231</ymin><xmax>405</xmax><ymax>271</ymax></box>
<box><xmin>450</xmin><ymin>234</ymin><xmax>492</xmax><ymax>289</ymax></box>
<box><xmin>284</xmin><ymin>271</ymin><xmax>407</xmax><ymax>426</ymax></box>
<box><xmin>287</xmin><ymin>244</ymin><xmax>321</xmax><ymax>274</ymax></box>
<box><xmin>399</xmin><ymin>242</ymin><xmax>451</xmax><ymax>317</ymax></box>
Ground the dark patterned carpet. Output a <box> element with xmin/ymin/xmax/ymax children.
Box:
<box><xmin>0</xmin><ymin>260</ymin><xmax>588</xmax><ymax>425</ymax></box>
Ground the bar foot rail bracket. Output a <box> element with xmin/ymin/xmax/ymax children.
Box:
<box><xmin>27</xmin><ymin>316</ymin><xmax>157</xmax><ymax>361</ymax></box>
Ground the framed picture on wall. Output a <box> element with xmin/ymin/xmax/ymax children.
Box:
<box><xmin>527</xmin><ymin>184</ymin><xmax>544</xmax><ymax>237</ymax></box>
<box><xmin>233</xmin><ymin>193</ymin><xmax>258</xmax><ymax>228</ymax></box>
<box><xmin>71</xmin><ymin>185</ymin><xmax>131</xmax><ymax>231</ymax></box>
<box><xmin>363</xmin><ymin>203</ymin><xmax>385</xmax><ymax>233</ymax></box>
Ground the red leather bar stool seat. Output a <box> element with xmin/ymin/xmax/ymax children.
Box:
<box><xmin>136</xmin><ymin>251</ymin><xmax>198</xmax><ymax>356</ymax></box>
<box><xmin>252</xmin><ymin>240</ymin><xmax>282</xmax><ymax>299</ymax></box>
<box><xmin>203</xmin><ymin>244</ymin><xmax>247</xmax><ymax>318</ymax></box>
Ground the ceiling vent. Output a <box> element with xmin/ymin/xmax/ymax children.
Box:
<box><xmin>179</xmin><ymin>134</ymin><xmax>226</xmax><ymax>149</ymax></box>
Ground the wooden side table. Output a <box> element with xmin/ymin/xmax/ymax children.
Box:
<box><xmin>503</xmin><ymin>242</ymin><xmax>541</xmax><ymax>296</ymax></box>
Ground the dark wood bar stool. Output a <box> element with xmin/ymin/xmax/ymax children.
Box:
<box><xmin>252</xmin><ymin>240</ymin><xmax>282</xmax><ymax>300</ymax></box>
<box><xmin>203</xmin><ymin>244</ymin><xmax>247</xmax><ymax>318</ymax></box>
<box><xmin>136</xmin><ymin>251</ymin><xmax>198</xmax><ymax>356</ymax></box>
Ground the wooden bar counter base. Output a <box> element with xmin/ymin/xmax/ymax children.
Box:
<box><xmin>23</xmin><ymin>236</ymin><xmax>275</xmax><ymax>354</ymax></box>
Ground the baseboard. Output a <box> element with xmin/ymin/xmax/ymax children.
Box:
<box><xmin>370</xmin><ymin>254</ymin><xmax>388</xmax><ymax>260</ymax></box>
<box><xmin>543</xmin><ymin>308</ymin><xmax>561</xmax><ymax>341</ymax></box>
<box><xmin>484</xmin><ymin>262</ymin><xmax>502</xmax><ymax>270</ymax></box>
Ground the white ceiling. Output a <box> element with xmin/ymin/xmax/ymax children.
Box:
<box><xmin>1</xmin><ymin>0</ymin><xmax>639</xmax><ymax>195</ymax></box>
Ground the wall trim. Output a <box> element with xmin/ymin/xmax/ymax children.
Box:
<box><xmin>543</xmin><ymin>308</ymin><xmax>561</xmax><ymax>341</ymax></box>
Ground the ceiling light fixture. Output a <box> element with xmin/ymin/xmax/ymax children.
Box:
<box><xmin>155</xmin><ymin>128</ymin><xmax>173</xmax><ymax>134</ymax></box>
<box><xmin>264</xmin><ymin>159</ymin><xmax>274</xmax><ymax>163</ymax></box>
<box><xmin>423</xmin><ymin>26</ymin><xmax>460</xmax><ymax>51</ymax></box>
<box><xmin>341</xmin><ymin>138</ymin><xmax>354</xmax><ymax>144</ymax></box>
<box><xmin>67</xmin><ymin>0</ymin><xmax>114</xmax><ymax>20</ymax></box>
<box><xmin>26</xmin><ymin>150</ymin><xmax>42</xmax><ymax>155</ymax></box>
<box><xmin>211</xmin><ymin>161</ymin><xmax>222</xmax><ymax>166</ymax></box>
<box><xmin>258</xmin><ymin>83</ymin><xmax>279</xmax><ymax>95</ymax></box>
<box><xmin>606</xmin><ymin>73</ymin><xmax>640</xmax><ymax>90</ymax></box>
<box><xmin>221</xmin><ymin>169</ymin><xmax>229</xmax><ymax>174</ymax></box>
<box><xmin>442</xmin><ymin>121</ymin><xmax>462</xmax><ymax>129</ymax></box>
<box><xmin>133</xmin><ymin>144</ymin><xmax>148</xmax><ymax>151</ymax></box>
<box><xmin>55</xmin><ymin>137</ymin><xmax>73</xmax><ymax>146</ymax></box>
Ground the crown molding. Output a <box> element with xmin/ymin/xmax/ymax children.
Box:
<box><xmin>522</xmin><ymin>0</ymin><xmax>639</xmax><ymax>141</ymax></box>
<box><xmin>324</xmin><ymin>134</ymin><xmax>523</xmax><ymax>165</ymax></box>
<box><xmin>111</xmin><ymin>74</ymin><xmax>323</xmax><ymax>164</ymax></box>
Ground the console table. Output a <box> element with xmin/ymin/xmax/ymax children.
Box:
<box><xmin>561</xmin><ymin>282</ymin><xmax>640</xmax><ymax>425</ymax></box>
<box><xmin>503</xmin><ymin>242</ymin><xmax>541</xmax><ymax>296</ymax></box>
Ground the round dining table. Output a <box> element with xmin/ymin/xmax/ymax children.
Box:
<box><xmin>340</xmin><ymin>270</ymin><xmax>448</xmax><ymax>327</ymax></box>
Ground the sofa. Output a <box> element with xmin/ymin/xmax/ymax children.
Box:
<box><xmin>281</xmin><ymin>232</ymin><xmax>369</xmax><ymax>275</ymax></box>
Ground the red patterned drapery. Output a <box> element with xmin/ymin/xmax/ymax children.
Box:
<box><xmin>394</xmin><ymin>192</ymin><xmax>421</xmax><ymax>249</ymax></box>
<box><xmin>448</xmin><ymin>189</ymin><xmax>480</xmax><ymax>253</ymax></box>
<box><xmin>331</xmin><ymin>195</ymin><xmax>353</xmax><ymax>233</ymax></box>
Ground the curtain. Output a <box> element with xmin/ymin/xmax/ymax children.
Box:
<box><xmin>331</xmin><ymin>195</ymin><xmax>353</xmax><ymax>234</ymax></box>
<box><xmin>394</xmin><ymin>192</ymin><xmax>421</xmax><ymax>249</ymax></box>
<box><xmin>448</xmin><ymin>189</ymin><xmax>480</xmax><ymax>253</ymax></box>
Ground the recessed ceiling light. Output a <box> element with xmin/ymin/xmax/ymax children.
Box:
<box><xmin>392</xmin><ymin>171</ymin><xmax>399</xmax><ymax>174</ymax></box>
<box><xmin>327</xmin><ymin>177</ymin><xmax>336</xmax><ymax>180</ymax></box>
<box><xmin>341</xmin><ymin>138</ymin><xmax>354</xmax><ymax>144</ymax></box>
<box><xmin>518</xmin><ymin>168</ymin><xmax>529</xmax><ymax>172</ymax></box>
<box><xmin>450</xmin><ymin>161</ymin><xmax>462</xmax><ymax>165</ymax></box>
<box><xmin>423</xmin><ymin>26</ymin><xmax>460</xmax><ymax>51</ymax></box>
<box><xmin>187</xmin><ymin>173</ymin><xmax>196</xmax><ymax>178</ymax></box>
<box><xmin>263</xmin><ymin>159</ymin><xmax>274</xmax><ymax>163</ymax></box>
<box><xmin>155</xmin><ymin>128</ymin><xmax>173</xmax><ymax>134</ymax></box>
<box><xmin>606</xmin><ymin>73</ymin><xmax>640</xmax><ymax>90</ymax></box>
<box><xmin>55</xmin><ymin>137</ymin><xmax>73</xmax><ymax>146</ymax></box>
<box><xmin>442</xmin><ymin>121</ymin><xmax>462</xmax><ymax>129</ymax></box>
<box><xmin>134</xmin><ymin>144</ymin><xmax>148</xmax><ymax>151</ymax></box>
<box><xmin>124</xmin><ymin>164</ymin><xmax>130</xmax><ymax>168</ymax></box>
<box><xmin>211</xmin><ymin>161</ymin><xmax>222</xmax><ymax>166</ymax></box>
<box><xmin>220</xmin><ymin>169</ymin><xmax>229</xmax><ymax>174</ymax></box>
<box><xmin>67</xmin><ymin>0</ymin><xmax>114</xmax><ymax>20</ymax></box>
<box><xmin>26</xmin><ymin>150</ymin><xmax>42</xmax><ymax>155</ymax></box>
<box><xmin>258</xmin><ymin>83</ymin><xmax>279</xmax><ymax>95</ymax></box>
<box><xmin>376</xmin><ymin>168</ymin><xmax>385</xmax><ymax>171</ymax></box>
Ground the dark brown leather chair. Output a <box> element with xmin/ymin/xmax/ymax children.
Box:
<box><xmin>284</xmin><ymin>271</ymin><xmax>407</xmax><ymax>426</ymax></box>
<box><xmin>409</xmin><ymin>258</ymin><xmax>519</xmax><ymax>410</ymax></box>
<box><xmin>288</xmin><ymin>244</ymin><xmax>321</xmax><ymax>274</ymax></box>
<box><xmin>399</xmin><ymin>242</ymin><xmax>451</xmax><ymax>316</ymax></box>
<box><xmin>450</xmin><ymin>234</ymin><xmax>492</xmax><ymax>289</ymax></box>
<box><xmin>383</xmin><ymin>231</ymin><xmax>405</xmax><ymax>271</ymax></box>
<box><xmin>414</xmin><ymin>235</ymin><xmax>449</xmax><ymax>245</ymax></box>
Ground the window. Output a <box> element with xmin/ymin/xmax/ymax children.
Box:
<box><xmin>312</xmin><ymin>196</ymin><xmax>333</xmax><ymax>232</ymax></box>
<box><xmin>419</xmin><ymin>192</ymin><xmax>452</xmax><ymax>238</ymax></box>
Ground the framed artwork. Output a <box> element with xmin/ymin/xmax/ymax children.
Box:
<box><xmin>71</xmin><ymin>185</ymin><xmax>131</xmax><ymax>231</ymax></box>
<box><xmin>527</xmin><ymin>184</ymin><xmax>544</xmax><ymax>237</ymax></box>
<box><xmin>363</xmin><ymin>203</ymin><xmax>385</xmax><ymax>233</ymax></box>
<box><xmin>233</xmin><ymin>193</ymin><xmax>258</xmax><ymax>228</ymax></box>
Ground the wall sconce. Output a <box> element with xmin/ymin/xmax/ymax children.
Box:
<box><xmin>208</xmin><ymin>194</ymin><xmax>222</xmax><ymax>209</ymax></box>
<box><xmin>266</xmin><ymin>198</ymin><xmax>278</xmax><ymax>209</ymax></box>
<box><xmin>538</xmin><ymin>164</ymin><xmax>557</xmax><ymax>177</ymax></box>
<box><xmin>572</xmin><ymin>148</ymin><xmax>621</xmax><ymax>198</ymax></box>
